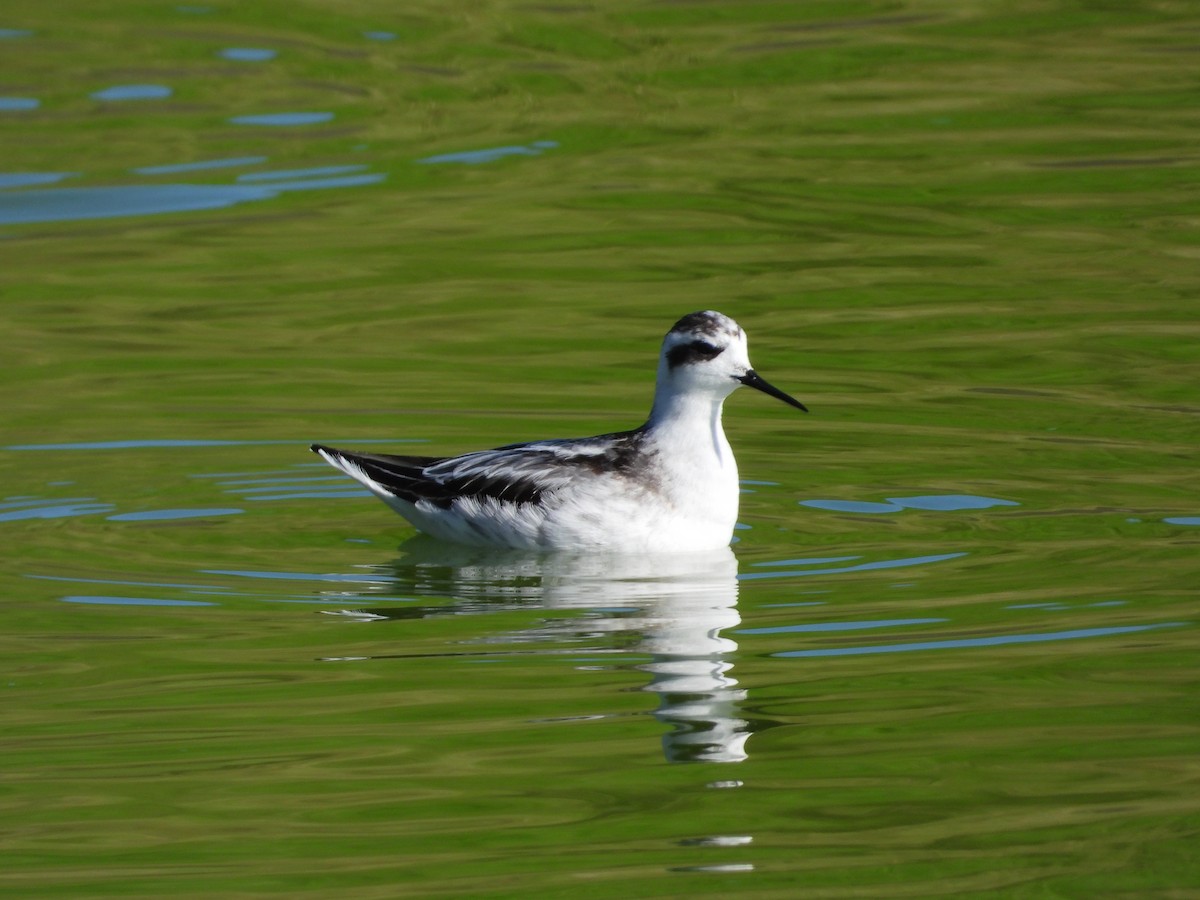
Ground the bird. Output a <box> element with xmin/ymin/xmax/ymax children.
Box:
<box><xmin>311</xmin><ymin>310</ymin><xmax>806</xmax><ymax>552</ymax></box>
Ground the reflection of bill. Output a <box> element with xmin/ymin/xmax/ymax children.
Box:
<box><xmin>336</xmin><ymin>539</ymin><xmax>748</xmax><ymax>764</ymax></box>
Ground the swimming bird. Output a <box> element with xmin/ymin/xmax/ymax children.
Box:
<box><xmin>311</xmin><ymin>310</ymin><xmax>806</xmax><ymax>552</ymax></box>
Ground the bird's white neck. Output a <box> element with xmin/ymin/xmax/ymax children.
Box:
<box><xmin>646</xmin><ymin>381</ymin><xmax>734</xmax><ymax>470</ymax></box>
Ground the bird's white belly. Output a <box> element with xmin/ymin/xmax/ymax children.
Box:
<box><xmin>385</xmin><ymin>463</ymin><xmax>739</xmax><ymax>552</ymax></box>
<box><xmin>541</xmin><ymin>457</ymin><xmax>740</xmax><ymax>552</ymax></box>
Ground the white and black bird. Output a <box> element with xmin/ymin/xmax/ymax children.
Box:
<box><xmin>312</xmin><ymin>310</ymin><xmax>806</xmax><ymax>552</ymax></box>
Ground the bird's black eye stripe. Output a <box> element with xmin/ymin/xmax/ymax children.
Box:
<box><xmin>667</xmin><ymin>339</ymin><xmax>725</xmax><ymax>369</ymax></box>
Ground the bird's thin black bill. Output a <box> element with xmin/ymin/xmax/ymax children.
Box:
<box><xmin>739</xmin><ymin>370</ymin><xmax>808</xmax><ymax>412</ymax></box>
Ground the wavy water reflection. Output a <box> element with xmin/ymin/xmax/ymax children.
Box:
<box><xmin>219</xmin><ymin>47</ymin><xmax>277</xmax><ymax>62</ymax></box>
<box><xmin>417</xmin><ymin>141</ymin><xmax>559</xmax><ymax>165</ymax></box>
<box><xmin>325</xmin><ymin>541</ymin><xmax>752</xmax><ymax>763</ymax></box>
<box><xmin>132</xmin><ymin>156</ymin><xmax>268</xmax><ymax>175</ymax></box>
<box><xmin>800</xmin><ymin>493</ymin><xmax>1020</xmax><ymax>514</ymax></box>
<box><xmin>0</xmin><ymin>173</ymin><xmax>74</xmax><ymax>188</ymax></box>
<box><xmin>741</xmin><ymin>551</ymin><xmax>967</xmax><ymax>580</ymax></box>
<box><xmin>774</xmin><ymin>622</ymin><xmax>1188</xmax><ymax>658</ymax></box>
<box><xmin>0</xmin><ymin>496</ymin><xmax>114</xmax><ymax>521</ymax></box>
<box><xmin>0</xmin><ymin>147</ymin><xmax>382</xmax><ymax>224</ymax></box>
<box><xmin>229</xmin><ymin>112</ymin><xmax>334</xmax><ymax>126</ymax></box>
<box><xmin>91</xmin><ymin>84</ymin><xmax>172</xmax><ymax>101</ymax></box>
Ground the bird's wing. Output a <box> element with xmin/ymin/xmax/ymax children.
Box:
<box><xmin>313</xmin><ymin>432</ymin><xmax>644</xmax><ymax>508</ymax></box>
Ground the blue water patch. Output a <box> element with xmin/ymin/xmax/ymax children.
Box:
<box><xmin>229</xmin><ymin>112</ymin><xmax>334</xmax><ymax>126</ymax></box>
<box><xmin>801</xmin><ymin>494</ymin><xmax>1018</xmax><ymax>513</ymax></box>
<box><xmin>62</xmin><ymin>595</ymin><xmax>218</xmax><ymax>607</ymax></box>
<box><xmin>1007</xmin><ymin>600</ymin><xmax>1128</xmax><ymax>610</ymax></box>
<box><xmin>0</xmin><ymin>28</ymin><xmax>33</xmax><ymax>39</ymax></box>
<box><xmin>739</xmin><ymin>617</ymin><xmax>947</xmax><ymax>635</ymax></box>
<box><xmin>0</xmin><ymin>172</ymin><xmax>76</xmax><ymax>188</ymax></box>
<box><xmin>891</xmin><ymin>494</ymin><xmax>1020</xmax><ymax>511</ymax></box>
<box><xmin>0</xmin><ymin>499</ymin><xmax>115</xmax><ymax>522</ymax></box>
<box><xmin>417</xmin><ymin>141</ymin><xmax>559</xmax><ymax>165</ymax></box>
<box><xmin>1164</xmin><ymin>516</ymin><xmax>1200</xmax><ymax>526</ymax></box>
<box><xmin>801</xmin><ymin>499</ymin><xmax>902</xmax><ymax>514</ymax></box>
<box><xmin>91</xmin><ymin>84</ymin><xmax>172</xmax><ymax>101</ymax></box>
<box><xmin>132</xmin><ymin>156</ymin><xmax>268</xmax><ymax>175</ymax></box>
<box><xmin>774</xmin><ymin>622</ymin><xmax>1188</xmax><ymax>658</ymax></box>
<box><xmin>238</xmin><ymin>165</ymin><xmax>368</xmax><ymax>183</ymax></box>
<box><xmin>0</xmin><ymin>97</ymin><xmax>39</xmax><ymax>111</ymax></box>
<box><xmin>219</xmin><ymin>47</ymin><xmax>277</xmax><ymax>61</ymax></box>
<box><xmin>738</xmin><ymin>551</ymin><xmax>967</xmax><ymax>581</ymax></box>
<box><xmin>0</xmin><ymin>184</ymin><xmax>275</xmax><ymax>225</ymax></box>
<box><xmin>363</xmin><ymin>31</ymin><xmax>397</xmax><ymax>41</ymax></box>
<box><xmin>0</xmin><ymin>160</ymin><xmax>383</xmax><ymax>225</ymax></box>
<box><xmin>107</xmin><ymin>508</ymin><xmax>244</xmax><ymax>522</ymax></box>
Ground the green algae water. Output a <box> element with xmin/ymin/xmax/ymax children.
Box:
<box><xmin>2</xmin><ymin>1</ymin><xmax>1198</xmax><ymax>896</ymax></box>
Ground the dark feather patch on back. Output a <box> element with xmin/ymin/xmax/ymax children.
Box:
<box><xmin>313</xmin><ymin>431</ymin><xmax>653</xmax><ymax>511</ymax></box>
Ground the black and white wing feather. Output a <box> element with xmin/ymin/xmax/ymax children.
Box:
<box><xmin>312</xmin><ymin>432</ymin><xmax>646</xmax><ymax>510</ymax></box>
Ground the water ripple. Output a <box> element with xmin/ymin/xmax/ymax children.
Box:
<box><xmin>229</xmin><ymin>112</ymin><xmax>334</xmax><ymax>126</ymax></box>
<box><xmin>219</xmin><ymin>47</ymin><xmax>277</xmax><ymax>62</ymax></box>
<box><xmin>62</xmin><ymin>595</ymin><xmax>218</xmax><ymax>607</ymax></box>
<box><xmin>132</xmin><ymin>156</ymin><xmax>268</xmax><ymax>175</ymax></box>
<box><xmin>237</xmin><ymin>165</ymin><xmax>368</xmax><ymax>183</ymax></box>
<box><xmin>107</xmin><ymin>508</ymin><xmax>244</xmax><ymax>522</ymax></box>
<box><xmin>738</xmin><ymin>551</ymin><xmax>966</xmax><ymax>581</ymax></box>
<box><xmin>204</xmin><ymin>568</ymin><xmax>398</xmax><ymax>584</ymax></box>
<box><xmin>91</xmin><ymin>84</ymin><xmax>172</xmax><ymax>101</ymax></box>
<box><xmin>0</xmin><ymin>172</ymin><xmax>75</xmax><ymax>188</ymax></box>
<box><xmin>738</xmin><ymin>617</ymin><xmax>947</xmax><ymax>635</ymax></box>
<box><xmin>418</xmin><ymin>141</ymin><xmax>559</xmax><ymax>165</ymax></box>
<box><xmin>801</xmin><ymin>494</ymin><xmax>1019</xmax><ymax>513</ymax></box>
<box><xmin>0</xmin><ymin>498</ymin><xmax>115</xmax><ymax>522</ymax></box>
<box><xmin>773</xmin><ymin>622</ymin><xmax>1189</xmax><ymax>658</ymax></box>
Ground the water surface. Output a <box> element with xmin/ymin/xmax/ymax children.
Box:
<box><xmin>2</xmin><ymin>2</ymin><xmax>1197</xmax><ymax>897</ymax></box>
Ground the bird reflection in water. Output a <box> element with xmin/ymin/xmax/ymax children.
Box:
<box><xmin>326</xmin><ymin>538</ymin><xmax>751</xmax><ymax>763</ymax></box>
